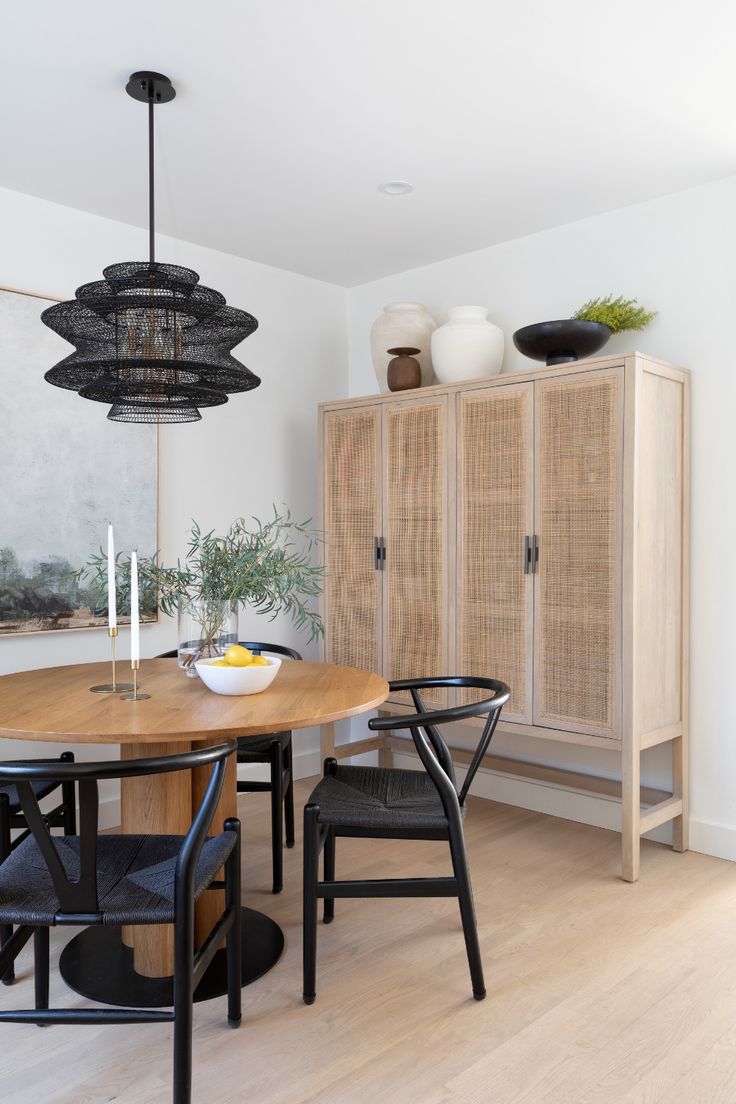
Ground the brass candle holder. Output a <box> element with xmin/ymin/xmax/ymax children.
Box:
<box><xmin>120</xmin><ymin>659</ymin><xmax>150</xmax><ymax>702</ymax></box>
<box><xmin>90</xmin><ymin>627</ymin><xmax>134</xmax><ymax>694</ymax></box>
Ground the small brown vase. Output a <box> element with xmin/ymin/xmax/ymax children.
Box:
<box><xmin>386</xmin><ymin>347</ymin><xmax>421</xmax><ymax>392</ymax></box>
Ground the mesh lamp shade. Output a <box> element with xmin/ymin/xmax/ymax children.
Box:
<box><xmin>90</xmin><ymin>379</ymin><xmax>228</xmax><ymax>425</ymax></box>
<box><xmin>42</xmin><ymin>261</ymin><xmax>260</xmax><ymax>422</ymax></box>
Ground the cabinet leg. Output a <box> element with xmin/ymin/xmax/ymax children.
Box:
<box><xmin>672</xmin><ymin>735</ymin><xmax>689</xmax><ymax>853</ymax></box>
<box><xmin>378</xmin><ymin>739</ymin><xmax>393</xmax><ymax>769</ymax></box>
<box><xmin>320</xmin><ymin>723</ymin><xmax>335</xmax><ymax>767</ymax></box>
<box><xmin>622</xmin><ymin>740</ymin><xmax>640</xmax><ymax>883</ymax></box>
<box><xmin>377</xmin><ymin>718</ymin><xmax>393</xmax><ymax>768</ymax></box>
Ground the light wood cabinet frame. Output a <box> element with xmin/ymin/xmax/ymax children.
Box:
<box><xmin>318</xmin><ymin>352</ymin><xmax>690</xmax><ymax>882</ymax></box>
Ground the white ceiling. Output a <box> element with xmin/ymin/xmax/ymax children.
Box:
<box><xmin>2</xmin><ymin>0</ymin><xmax>735</xmax><ymax>286</ymax></box>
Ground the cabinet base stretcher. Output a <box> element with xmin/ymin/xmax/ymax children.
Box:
<box><xmin>320</xmin><ymin>716</ymin><xmax>688</xmax><ymax>884</ymax></box>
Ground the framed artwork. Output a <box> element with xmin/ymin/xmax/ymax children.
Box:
<box><xmin>0</xmin><ymin>285</ymin><xmax>158</xmax><ymax>635</ymax></box>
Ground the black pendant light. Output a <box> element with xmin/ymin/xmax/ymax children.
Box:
<box><xmin>42</xmin><ymin>72</ymin><xmax>260</xmax><ymax>423</ymax></box>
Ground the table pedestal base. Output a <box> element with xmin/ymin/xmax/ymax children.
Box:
<box><xmin>59</xmin><ymin>908</ymin><xmax>283</xmax><ymax>1008</ymax></box>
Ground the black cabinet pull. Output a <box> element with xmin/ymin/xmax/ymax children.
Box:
<box><xmin>374</xmin><ymin>537</ymin><xmax>381</xmax><ymax>571</ymax></box>
<box><xmin>531</xmin><ymin>535</ymin><xmax>539</xmax><ymax>573</ymax></box>
<box><xmin>524</xmin><ymin>536</ymin><xmax>531</xmax><ymax>574</ymax></box>
<box><xmin>380</xmin><ymin>537</ymin><xmax>387</xmax><ymax>569</ymax></box>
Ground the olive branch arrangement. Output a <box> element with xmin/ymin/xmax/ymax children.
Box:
<box><xmin>76</xmin><ymin>508</ymin><xmax>325</xmax><ymax>643</ymax></box>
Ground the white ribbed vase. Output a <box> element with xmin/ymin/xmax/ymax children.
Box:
<box><xmin>431</xmin><ymin>306</ymin><xmax>504</xmax><ymax>383</ymax></box>
<box><xmin>370</xmin><ymin>302</ymin><xmax>437</xmax><ymax>392</ymax></box>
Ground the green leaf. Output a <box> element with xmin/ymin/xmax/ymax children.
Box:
<box><xmin>76</xmin><ymin>507</ymin><xmax>325</xmax><ymax>640</ymax></box>
<box><xmin>572</xmin><ymin>294</ymin><xmax>656</xmax><ymax>334</ymax></box>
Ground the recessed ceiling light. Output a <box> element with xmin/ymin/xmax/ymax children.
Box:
<box><xmin>379</xmin><ymin>180</ymin><xmax>414</xmax><ymax>195</ymax></box>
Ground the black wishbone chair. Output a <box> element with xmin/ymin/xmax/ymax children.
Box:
<box><xmin>0</xmin><ymin>741</ymin><xmax>241</xmax><ymax>1104</ymax></box>
<box><xmin>233</xmin><ymin>642</ymin><xmax>302</xmax><ymax>894</ymax></box>
<box><xmin>302</xmin><ymin>676</ymin><xmax>510</xmax><ymax>1004</ymax></box>
<box><xmin>1</xmin><ymin>750</ymin><xmax>77</xmax><ymax>985</ymax></box>
<box><xmin>158</xmin><ymin>642</ymin><xmax>302</xmax><ymax>893</ymax></box>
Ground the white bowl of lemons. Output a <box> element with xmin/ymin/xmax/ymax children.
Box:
<box><xmin>195</xmin><ymin>645</ymin><xmax>282</xmax><ymax>696</ymax></box>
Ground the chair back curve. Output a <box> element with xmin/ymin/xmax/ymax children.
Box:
<box><xmin>156</xmin><ymin>642</ymin><xmax>302</xmax><ymax>662</ymax></box>
<box><xmin>0</xmin><ymin>741</ymin><xmax>237</xmax><ymax>922</ymax></box>
<box><xmin>238</xmin><ymin>641</ymin><xmax>302</xmax><ymax>661</ymax></box>
<box><xmin>368</xmin><ymin>676</ymin><xmax>510</xmax><ymax>814</ymax></box>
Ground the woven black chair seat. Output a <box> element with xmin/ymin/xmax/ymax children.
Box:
<box><xmin>0</xmin><ymin>778</ymin><xmax>63</xmax><ymax>814</ymax></box>
<box><xmin>0</xmin><ymin>832</ymin><xmax>235</xmax><ymax>926</ymax></box>
<box><xmin>308</xmin><ymin>764</ymin><xmax>464</xmax><ymax>830</ymax></box>
<box><xmin>237</xmin><ymin>731</ymin><xmax>290</xmax><ymax>760</ymax></box>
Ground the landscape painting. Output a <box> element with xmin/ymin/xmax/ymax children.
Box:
<box><xmin>0</xmin><ymin>286</ymin><xmax>158</xmax><ymax>635</ymax></box>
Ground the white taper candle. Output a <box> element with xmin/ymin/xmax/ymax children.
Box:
<box><xmin>130</xmin><ymin>550</ymin><xmax>140</xmax><ymax>663</ymax></box>
<box><xmin>107</xmin><ymin>524</ymin><xmax>117</xmax><ymax>631</ymax></box>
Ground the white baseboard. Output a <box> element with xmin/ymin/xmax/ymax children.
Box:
<box><xmin>96</xmin><ymin>749</ymin><xmax>324</xmax><ymax>833</ymax></box>
<box><xmin>276</xmin><ymin>743</ymin><xmax>676</xmax><ymax>848</ymax></box>
<box><xmin>98</xmin><ymin>793</ymin><xmax>122</xmax><ymax>831</ymax></box>
<box><xmin>238</xmin><ymin>747</ymin><xmax>322</xmax><ymax>785</ymax></box>
<box><xmin>689</xmin><ymin>818</ymin><xmax>736</xmax><ymax>862</ymax></box>
<box><xmin>92</xmin><ymin>747</ymin><xmax>735</xmax><ymax>865</ymax></box>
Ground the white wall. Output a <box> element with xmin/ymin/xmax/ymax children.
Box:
<box><xmin>3</xmin><ymin>174</ymin><xmax>734</xmax><ymax>860</ymax></box>
<box><xmin>0</xmin><ymin>185</ymin><xmax>349</xmax><ymax>818</ymax></box>
<box><xmin>347</xmin><ymin>174</ymin><xmax>736</xmax><ymax>860</ymax></box>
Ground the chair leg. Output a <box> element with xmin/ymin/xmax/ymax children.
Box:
<box><xmin>34</xmin><ymin>927</ymin><xmax>49</xmax><ymax>1016</ymax></box>
<box><xmin>224</xmin><ymin>818</ymin><xmax>242</xmax><ymax>1028</ymax></box>
<box><xmin>448</xmin><ymin>818</ymin><xmax>486</xmax><ymax>1000</ymax></box>
<box><xmin>270</xmin><ymin>741</ymin><xmax>284</xmax><ymax>894</ymax></box>
<box><xmin>323</xmin><ymin>826</ymin><xmax>335</xmax><ymax>924</ymax></box>
<box><xmin>173</xmin><ymin>904</ymin><xmax>194</xmax><ymax>1104</ymax></box>
<box><xmin>284</xmin><ymin>735</ymin><xmax>295</xmax><ymax>849</ymax></box>
<box><xmin>0</xmin><ymin>797</ymin><xmax>13</xmax><ymax>986</ymax></box>
<box><xmin>303</xmin><ymin>804</ymin><xmax>320</xmax><ymax>1004</ymax></box>
<box><xmin>60</xmin><ymin>751</ymin><xmax>77</xmax><ymax>836</ymax></box>
<box><xmin>0</xmin><ymin>924</ymin><xmax>12</xmax><ymax>986</ymax></box>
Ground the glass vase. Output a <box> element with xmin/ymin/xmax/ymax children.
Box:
<box><xmin>177</xmin><ymin>597</ymin><xmax>238</xmax><ymax>678</ymax></box>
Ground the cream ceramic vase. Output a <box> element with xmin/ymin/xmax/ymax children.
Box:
<box><xmin>370</xmin><ymin>302</ymin><xmax>437</xmax><ymax>392</ymax></box>
<box><xmin>431</xmin><ymin>305</ymin><xmax>504</xmax><ymax>383</ymax></box>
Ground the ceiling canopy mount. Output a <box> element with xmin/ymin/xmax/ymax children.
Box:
<box><xmin>125</xmin><ymin>71</ymin><xmax>176</xmax><ymax>105</ymax></box>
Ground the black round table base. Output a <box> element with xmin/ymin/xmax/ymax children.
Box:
<box><xmin>59</xmin><ymin>907</ymin><xmax>284</xmax><ymax>1008</ymax></box>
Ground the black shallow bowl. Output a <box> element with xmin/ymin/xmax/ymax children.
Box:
<box><xmin>512</xmin><ymin>319</ymin><xmax>611</xmax><ymax>366</ymax></box>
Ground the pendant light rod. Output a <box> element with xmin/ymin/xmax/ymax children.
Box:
<box><xmin>148</xmin><ymin>88</ymin><xmax>155</xmax><ymax>264</ymax></box>
<box><xmin>125</xmin><ymin>71</ymin><xmax>176</xmax><ymax>266</ymax></box>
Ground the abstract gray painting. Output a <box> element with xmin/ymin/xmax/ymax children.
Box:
<box><xmin>0</xmin><ymin>286</ymin><xmax>158</xmax><ymax>634</ymax></box>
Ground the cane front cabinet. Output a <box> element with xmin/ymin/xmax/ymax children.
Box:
<box><xmin>319</xmin><ymin>353</ymin><xmax>689</xmax><ymax>881</ymax></box>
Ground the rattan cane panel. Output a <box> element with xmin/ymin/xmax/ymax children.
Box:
<box><xmin>537</xmin><ymin>375</ymin><xmax>619</xmax><ymax>732</ymax></box>
<box><xmin>459</xmin><ymin>389</ymin><xmax>531</xmax><ymax>716</ymax></box>
<box><xmin>324</xmin><ymin>408</ymin><xmax>381</xmax><ymax>674</ymax></box>
<box><xmin>385</xmin><ymin>402</ymin><xmax>446</xmax><ymax>707</ymax></box>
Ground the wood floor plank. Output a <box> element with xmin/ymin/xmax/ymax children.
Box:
<box><xmin>0</xmin><ymin>781</ymin><xmax>734</xmax><ymax>1103</ymax></box>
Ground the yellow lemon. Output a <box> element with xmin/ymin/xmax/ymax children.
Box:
<box><xmin>210</xmin><ymin>660</ymin><xmax>228</xmax><ymax>667</ymax></box>
<box><xmin>249</xmin><ymin>655</ymin><xmax>269</xmax><ymax>666</ymax></box>
<box><xmin>224</xmin><ymin>645</ymin><xmax>252</xmax><ymax>667</ymax></box>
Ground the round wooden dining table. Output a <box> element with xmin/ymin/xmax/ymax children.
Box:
<box><xmin>0</xmin><ymin>657</ymin><xmax>388</xmax><ymax>1006</ymax></box>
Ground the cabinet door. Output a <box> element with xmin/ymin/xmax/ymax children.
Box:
<box><xmin>383</xmin><ymin>397</ymin><xmax>449</xmax><ymax>707</ymax></box>
<box><xmin>457</xmin><ymin>384</ymin><xmax>534</xmax><ymax>721</ymax></box>
<box><xmin>322</xmin><ymin>406</ymin><xmax>382</xmax><ymax>674</ymax></box>
<box><xmin>534</xmin><ymin>368</ymin><xmax>623</xmax><ymax>737</ymax></box>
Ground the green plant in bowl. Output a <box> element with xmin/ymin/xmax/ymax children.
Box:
<box><xmin>572</xmin><ymin>295</ymin><xmax>656</xmax><ymax>334</ymax></box>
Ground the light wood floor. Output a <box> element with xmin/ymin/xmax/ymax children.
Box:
<box><xmin>1</xmin><ymin>779</ymin><xmax>736</xmax><ymax>1104</ymax></box>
